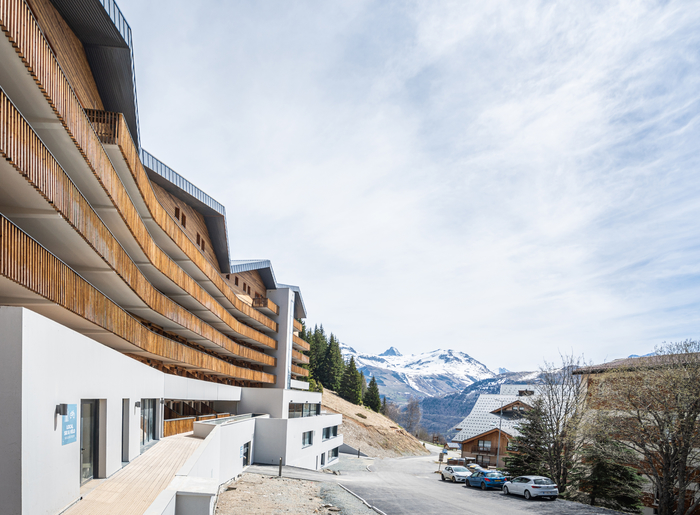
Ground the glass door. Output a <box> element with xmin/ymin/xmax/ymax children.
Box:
<box><xmin>80</xmin><ymin>400</ymin><xmax>98</xmax><ymax>484</ymax></box>
<box><xmin>140</xmin><ymin>399</ymin><xmax>157</xmax><ymax>447</ymax></box>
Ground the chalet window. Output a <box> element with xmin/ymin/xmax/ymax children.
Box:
<box><xmin>201</xmin><ymin>241</ymin><xmax>205</xmax><ymax>252</ymax></box>
<box><xmin>181</xmin><ymin>213</ymin><xmax>186</xmax><ymax>228</ymax></box>
<box><xmin>477</xmin><ymin>440</ymin><xmax>491</xmax><ymax>451</ymax></box>
<box><xmin>243</xmin><ymin>282</ymin><xmax>247</xmax><ymax>292</ymax></box>
<box><xmin>248</xmin><ymin>286</ymin><xmax>251</xmax><ymax>295</ymax></box>
<box><xmin>234</xmin><ymin>277</ymin><xmax>239</xmax><ymax>286</ymax></box>
<box><xmin>476</xmin><ymin>455</ymin><xmax>490</xmax><ymax>466</ymax></box>
<box><xmin>174</xmin><ymin>207</ymin><xmax>180</xmax><ymax>220</ymax></box>
<box><xmin>196</xmin><ymin>233</ymin><xmax>200</xmax><ymax>245</ymax></box>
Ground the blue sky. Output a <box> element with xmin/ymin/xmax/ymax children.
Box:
<box><xmin>117</xmin><ymin>0</ymin><xmax>700</xmax><ymax>372</ymax></box>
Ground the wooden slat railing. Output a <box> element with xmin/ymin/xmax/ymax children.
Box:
<box><xmin>0</xmin><ymin>214</ymin><xmax>275</xmax><ymax>383</ymax></box>
<box><xmin>293</xmin><ymin>335</ymin><xmax>311</xmax><ymax>352</ymax></box>
<box><xmin>216</xmin><ymin>413</ymin><xmax>231</xmax><ymax>419</ymax></box>
<box><xmin>197</xmin><ymin>414</ymin><xmax>216</xmax><ymax>422</ymax></box>
<box><xmin>293</xmin><ymin>319</ymin><xmax>303</xmax><ymax>332</ymax></box>
<box><xmin>0</xmin><ymin>2</ymin><xmax>279</xmax><ymax>350</ymax></box>
<box><xmin>164</xmin><ymin>405</ymin><xmax>181</xmax><ymax>420</ymax></box>
<box><xmin>252</xmin><ymin>296</ymin><xmax>280</xmax><ymax>316</ymax></box>
<box><xmin>291</xmin><ymin>364</ymin><xmax>310</xmax><ymax>378</ymax></box>
<box><xmin>0</xmin><ymin>90</ymin><xmax>275</xmax><ymax>369</ymax></box>
<box><xmin>292</xmin><ymin>349</ymin><xmax>310</xmax><ymax>364</ymax></box>
<box><xmin>98</xmin><ymin>111</ymin><xmax>282</xmax><ymax>336</ymax></box>
<box><xmin>163</xmin><ymin>417</ymin><xmax>195</xmax><ymax>437</ymax></box>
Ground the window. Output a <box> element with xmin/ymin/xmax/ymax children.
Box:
<box><xmin>302</xmin><ymin>430</ymin><xmax>313</xmax><ymax>447</ymax></box>
<box><xmin>329</xmin><ymin>447</ymin><xmax>339</xmax><ymax>460</ymax></box>
<box><xmin>320</xmin><ymin>452</ymin><xmax>325</xmax><ymax>466</ymax></box>
<box><xmin>322</xmin><ymin>426</ymin><xmax>338</xmax><ymax>440</ymax></box>
<box><xmin>248</xmin><ymin>286</ymin><xmax>251</xmax><ymax>295</ymax></box>
<box><xmin>243</xmin><ymin>282</ymin><xmax>247</xmax><ymax>292</ymax></box>
<box><xmin>181</xmin><ymin>213</ymin><xmax>186</xmax><ymax>228</ymax></box>
<box><xmin>289</xmin><ymin>403</ymin><xmax>321</xmax><ymax>418</ymax></box>
<box><xmin>196</xmin><ymin>233</ymin><xmax>200</xmax><ymax>245</ymax></box>
<box><xmin>234</xmin><ymin>277</ymin><xmax>239</xmax><ymax>286</ymax></box>
<box><xmin>477</xmin><ymin>440</ymin><xmax>491</xmax><ymax>451</ymax></box>
<box><xmin>174</xmin><ymin>207</ymin><xmax>180</xmax><ymax>220</ymax></box>
<box><xmin>201</xmin><ymin>240</ymin><xmax>205</xmax><ymax>252</ymax></box>
<box><xmin>476</xmin><ymin>455</ymin><xmax>490</xmax><ymax>466</ymax></box>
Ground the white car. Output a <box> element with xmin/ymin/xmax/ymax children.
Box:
<box><xmin>441</xmin><ymin>466</ymin><xmax>471</xmax><ymax>483</ymax></box>
<box><xmin>503</xmin><ymin>476</ymin><xmax>558</xmax><ymax>500</ymax></box>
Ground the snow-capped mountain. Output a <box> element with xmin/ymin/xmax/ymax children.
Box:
<box><xmin>341</xmin><ymin>343</ymin><xmax>496</xmax><ymax>403</ymax></box>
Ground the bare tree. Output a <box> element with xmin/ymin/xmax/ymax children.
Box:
<box><xmin>536</xmin><ymin>353</ymin><xmax>589</xmax><ymax>492</ymax></box>
<box><xmin>593</xmin><ymin>340</ymin><xmax>700</xmax><ymax>515</ymax></box>
<box><xmin>403</xmin><ymin>397</ymin><xmax>422</xmax><ymax>434</ymax></box>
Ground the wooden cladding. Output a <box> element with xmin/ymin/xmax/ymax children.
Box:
<box><xmin>291</xmin><ymin>365</ymin><xmax>309</xmax><ymax>378</ymax></box>
<box><xmin>0</xmin><ymin>215</ymin><xmax>275</xmax><ymax>383</ymax></box>
<box><xmin>163</xmin><ymin>417</ymin><xmax>194</xmax><ymax>437</ymax></box>
<box><xmin>0</xmin><ymin>90</ymin><xmax>275</xmax><ymax>369</ymax></box>
<box><xmin>292</xmin><ymin>349</ymin><xmax>310</xmax><ymax>365</ymax></box>
<box><xmin>252</xmin><ymin>296</ymin><xmax>280</xmax><ymax>315</ymax></box>
<box><xmin>24</xmin><ymin>0</ymin><xmax>104</xmax><ymax>110</ymax></box>
<box><xmin>0</xmin><ymin>4</ymin><xmax>278</xmax><ymax>348</ymax></box>
<box><xmin>293</xmin><ymin>319</ymin><xmax>303</xmax><ymax>333</ymax></box>
<box><xmin>293</xmin><ymin>334</ymin><xmax>311</xmax><ymax>352</ymax></box>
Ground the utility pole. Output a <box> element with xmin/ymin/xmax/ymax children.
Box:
<box><xmin>496</xmin><ymin>402</ymin><xmax>504</xmax><ymax>468</ymax></box>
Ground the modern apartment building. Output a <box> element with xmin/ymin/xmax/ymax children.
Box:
<box><xmin>0</xmin><ymin>1</ymin><xmax>341</xmax><ymax>513</ymax></box>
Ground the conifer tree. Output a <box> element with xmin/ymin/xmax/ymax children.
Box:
<box><xmin>309</xmin><ymin>325</ymin><xmax>328</xmax><ymax>382</ymax></box>
<box><xmin>339</xmin><ymin>356</ymin><xmax>363</xmax><ymax>404</ymax></box>
<box><xmin>381</xmin><ymin>396</ymin><xmax>387</xmax><ymax>415</ymax></box>
<box><xmin>364</xmin><ymin>376</ymin><xmax>382</xmax><ymax>412</ymax></box>
<box><xmin>360</xmin><ymin>371</ymin><xmax>367</xmax><ymax>398</ymax></box>
<box><xmin>503</xmin><ymin>402</ymin><xmax>549</xmax><ymax>477</ymax></box>
<box><xmin>319</xmin><ymin>333</ymin><xmax>344</xmax><ymax>391</ymax></box>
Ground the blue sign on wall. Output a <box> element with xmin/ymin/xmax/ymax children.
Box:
<box><xmin>62</xmin><ymin>404</ymin><xmax>77</xmax><ymax>445</ymax></box>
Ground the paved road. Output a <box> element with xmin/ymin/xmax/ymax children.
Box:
<box><xmin>334</xmin><ymin>451</ymin><xmax>622</xmax><ymax>515</ymax></box>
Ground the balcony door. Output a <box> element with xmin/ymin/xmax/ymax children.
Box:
<box><xmin>140</xmin><ymin>399</ymin><xmax>157</xmax><ymax>448</ymax></box>
<box><xmin>80</xmin><ymin>400</ymin><xmax>98</xmax><ymax>484</ymax></box>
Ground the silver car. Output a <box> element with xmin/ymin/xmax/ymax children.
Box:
<box><xmin>441</xmin><ymin>466</ymin><xmax>471</xmax><ymax>483</ymax></box>
<box><xmin>503</xmin><ymin>476</ymin><xmax>558</xmax><ymax>500</ymax></box>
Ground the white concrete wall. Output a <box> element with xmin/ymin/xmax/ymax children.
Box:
<box><xmin>285</xmin><ymin>414</ymin><xmax>343</xmax><ymax>469</ymax></box>
<box><xmin>238</xmin><ymin>387</ymin><xmax>321</xmax><ymax>419</ymax></box>
<box><xmin>163</xmin><ymin>374</ymin><xmax>241</xmax><ymax>402</ymax></box>
<box><xmin>252</xmin><ymin>418</ymin><xmax>289</xmax><ymax>465</ymax></box>
<box><xmin>0</xmin><ymin>307</ymin><xmax>23</xmax><ymax>515</ymax></box>
<box><xmin>268</xmin><ymin>288</ymin><xmax>294</xmax><ymax>389</ymax></box>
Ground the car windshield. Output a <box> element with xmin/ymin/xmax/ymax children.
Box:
<box><xmin>534</xmin><ymin>478</ymin><xmax>555</xmax><ymax>485</ymax></box>
<box><xmin>452</xmin><ymin>467</ymin><xmax>468</xmax><ymax>472</ymax></box>
<box><xmin>486</xmin><ymin>472</ymin><xmax>504</xmax><ymax>478</ymax></box>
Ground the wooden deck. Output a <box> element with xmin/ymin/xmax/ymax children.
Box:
<box><xmin>63</xmin><ymin>433</ymin><xmax>203</xmax><ymax>515</ymax></box>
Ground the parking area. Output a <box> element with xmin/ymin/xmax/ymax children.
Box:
<box><xmin>336</xmin><ymin>451</ymin><xmax>623</xmax><ymax>515</ymax></box>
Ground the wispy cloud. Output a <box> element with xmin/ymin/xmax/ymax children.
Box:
<box><xmin>119</xmin><ymin>0</ymin><xmax>700</xmax><ymax>370</ymax></box>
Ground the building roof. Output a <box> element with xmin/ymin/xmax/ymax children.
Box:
<box><xmin>230</xmin><ymin>260</ymin><xmax>278</xmax><ymax>290</ymax></box>
<box><xmin>50</xmin><ymin>0</ymin><xmax>140</xmax><ymax>148</ymax></box>
<box><xmin>278</xmin><ymin>284</ymin><xmax>307</xmax><ymax>320</ymax></box>
<box><xmin>572</xmin><ymin>353</ymin><xmax>700</xmax><ymax>375</ymax></box>
<box><xmin>141</xmin><ymin>150</ymin><xmax>231</xmax><ymax>274</ymax></box>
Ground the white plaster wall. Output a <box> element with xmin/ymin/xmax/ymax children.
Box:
<box><xmin>285</xmin><ymin>414</ymin><xmax>343</xmax><ymax>470</ymax></box>
<box><xmin>252</xmin><ymin>418</ymin><xmax>288</xmax><ymax>465</ymax></box>
<box><xmin>267</xmin><ymin>289</ymin><xmax>293</xmax><ymax>389</ymax></box>
<box><xmin>0</xmin><ymin>307</ymin><xmax>23</xmax><ymax>515</ymax></box>
<box><xmin>238</xmin><ymin>388</ymin><xmax>286</xmax><ymax>418</ymax></box>
<box><xmin>19</xmin><ymin>308</ymin><xmax>164</xmax><ymax>515</ymax></box>
<box><xmin>163</xmin><ymin>375</ymin><xmax>241</xmax><ymax>402</ymax></box>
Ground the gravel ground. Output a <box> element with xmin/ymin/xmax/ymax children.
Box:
<box><xmin>215</xmin><ymin>473</ymin><xmax>375</xmax><ymax>515</ymax></box>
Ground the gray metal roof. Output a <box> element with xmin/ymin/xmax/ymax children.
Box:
<box><xmin>141</xmin><ymin>150</ymin><xmax>231</xmax><ymax>274</ymax></box>
<box><xmin>50</xmin><ymin>0</ymin><xmax>140</xmax><ymax>149</ymax></box>
<box><xmin>230</xmin><ymin>260</ymin><xmax>278</xmax><ymax>290</ymax></box>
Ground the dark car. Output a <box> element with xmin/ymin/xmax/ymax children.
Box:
<box><xmin>465</xmin><ymin>470</ymin><xmax>506</xmax><ymax>490</ymax></box>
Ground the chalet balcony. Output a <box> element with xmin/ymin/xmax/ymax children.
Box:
<box><xmin>252</xmin><ymin>296</ymin><xmax>280</xmax><ymax>316</ymax></box>
<box><xmin>293</xmin><ymin>334</ymin><xmax>310</xmax><ymax>352</ymax></box>
<box><xmin>470</xmin><ymin>446</ymin><xmax>497</xmax><ymax>455</ymax></box>
<box><xmin>291</xmin><ymin>364</ymin><xmax>309</xmax><ymax>377</ymax></box>
<box><xmin>292</xmin><ymin>349</ymin><xmax>310</xmax><ymax>365</ymax></box>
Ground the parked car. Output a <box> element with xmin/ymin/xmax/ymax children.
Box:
<box><xmin>441</xmin><ymin>466</ymin><xmax>471</xmax><ymax>483</ymax></box>
<box><xmin>465</xmin><ymin>470</ymin><xmax>506</xmax><ymax>490</ymax></box>
<box><xmin>503</xmin><ymin>476</ymin><xmax>558</xmax><ymax>500</ymax></box>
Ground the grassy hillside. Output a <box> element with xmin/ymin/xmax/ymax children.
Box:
<box><xmin>323</xmin><ymin>390</ymin><xmax>431</xmax><ymax>458</ymax></box>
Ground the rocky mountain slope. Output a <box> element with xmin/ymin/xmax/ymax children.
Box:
<box><xmin>322</xmin><ymin>390</ymin><xmax>430</xmax><ymax>458</ymax></box>
<box><xmin>340</xmin><ymin>343</ymin><xmax>495</xmax><ymax>403</ymax></box>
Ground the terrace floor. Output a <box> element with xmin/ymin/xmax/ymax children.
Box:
<box><xmin>63</xmin><ymin>433</ymin><xmax>203</xmax><ymax>515</ymax></box>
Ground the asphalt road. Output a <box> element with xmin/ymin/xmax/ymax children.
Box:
<box><xmin>334</xmin><ymin>451</ymin><xmax>623</xmax><ymax>515</ymax></box>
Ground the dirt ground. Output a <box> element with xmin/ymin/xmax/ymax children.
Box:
<box><xmin>322</xmin><ymin>390</ymin><xmax>431</xmax><ymax>459</ymax></box>
<box><xmin>215</xmin><ymin>474</ymin><xmax>373</xmax><ymax>515</ymax></box>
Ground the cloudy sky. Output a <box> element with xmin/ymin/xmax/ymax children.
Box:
<box><xmin>117</xmin><ymin>0</ymin><xmax>700</xmax><ymax>372</ymax></box>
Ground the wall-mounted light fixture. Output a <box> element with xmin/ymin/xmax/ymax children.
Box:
<box><xmin>135</xmin><ymin>401</ymin><xmax>141</xmax><ymax>408</ymax></box>
<box><xmin>55</xmin><ymin>404</ymin><xmax>68</xmax><ymax>416</ymax></box>
<box><xmin>160</xmin><ymin>399</ymin><xmax>164</xmax><ymax>405</ymax></box>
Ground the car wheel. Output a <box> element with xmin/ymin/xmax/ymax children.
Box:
<box><xmin>441</xmin><ymin>474</ymin><xmax>445</xmax><ymax>481</ymax></box>
<box><xmin>524</xmin><ymin>490</ymin><xmax>531</xmax><ymax>500</ymax></box>
<box><xmin>451</xmin><ymin>476</ymin><xmax>456</xmax><ymax>483</ymax></box>
<box><xmin>503</xmin><ymin>486</ymin><xmax>509</xmax><ymax>495</ymax></box>
<box><xmin>481</xmin><ymin>482</ymin><xmax>486</xmax><ymax>491</ymax></box>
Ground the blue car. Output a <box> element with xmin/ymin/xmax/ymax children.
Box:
<box><xmin>466</xmin><ymin>470</ymin><xmax>507</xmax><ymax>490</ymax></box>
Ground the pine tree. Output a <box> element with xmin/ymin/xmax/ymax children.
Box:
<box><xmin>381</xmin><ymin>396</ymin><xmax>387</xmax><ymax>415</ymax></box>
<box><xmin>339</xmin><ymin>356</ymin><xmax>363</xmax><ymax>404</ymax></box>
<box><xmin>360</xmin><ymin>371</ymin><xmax>367</xmax><ymax>398</ymax></box>
<box><xmin>319</xmin><ymin>333</ymin><xmax>344</xmax><ymax>391</ymax></box>
<box><xmin>308</xmin><ymin>324</ymin><xmax>328</xmax><ymax>381</ymax></box>
<box><xmin>364</xmin><ymin>376</ymin><xmax>382</xmax><ymax>412</ymax></box>
<box><xmin>503</xmin><ymin>402</ymin><xmax>549</xmax><ymax>477</ymax></box>
<box><xmin>569</xmin><ymin>437</ymin><xmax>643</xmax><ymax>511</ymax></box>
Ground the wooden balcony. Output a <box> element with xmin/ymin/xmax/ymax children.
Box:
<box><xmin>0</xmin><ymin>89</ymin><xmax>275</xmax><ymax>369</ymax></box>
<box><xmin>293</xmin><ymin>319</ymin><xmax>303</xmax><ymax>333</ymax></box>
<box><xmin>291</xmin><ymin>365</ymin><xmax>309</xmax><ymax>378</ymax></box>
<box><xmin>293</xmin><ymin>334</ymin><xmax>311</xmax><ymax>352</ymax></box>
<box><xmin>0</xmin><ymin>3</ymin><xmax>282</xmax><ymax>349</ymax></box>
<box><xmin>470</xmin><ymin>446</ymin><xmax>497</xmax><ymax>456</ymax></box>
<box><xmin>292</xmin><ymin>349</ymin><xmax>310</xmax><ymax>365</ymax></box>
<box><xmin>252</xmin><ymin>296</ymin><xmax>279</xmax><ymax>316</ymax></box>
<box><xmin>0</xmin><ymin>214</ymin><xmax>275</xmax><ymax>384</ymax></box>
